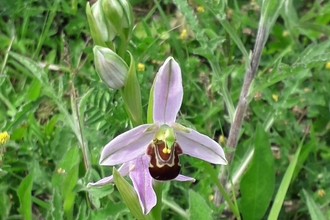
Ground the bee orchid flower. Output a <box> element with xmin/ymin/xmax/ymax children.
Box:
<box><xmin>88</xmin><ymin>57</ymin><xmax>227</xmax><ymax>214</ymax></box>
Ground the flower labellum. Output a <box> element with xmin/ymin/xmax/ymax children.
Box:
<box><xmin>147</xmin><ymin>140</ymin><xmax>183</xmax><ymax>181</ymax></box>
<box><xmin>93</xmin><ymin>45</ymin><xmax>128</xmax><ymax>89</ymax></box>
<box><xmin>89</xmin><ymin>57</ymin><xmax>227</xmax><ymax>214</ymax></box>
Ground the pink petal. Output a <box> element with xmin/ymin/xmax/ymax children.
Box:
<box><xmin>175</xmin><ymin>174</ymin><xmax>196</xmax><ymax>182</ymax></box>
<box><xmin>87</xmin><ymin>163</ymin><xmax>130</xmax><ymax>187</ymax></box>
<box><xmin>100</xmin><ymin>124</ymin><xmax>155</xmax><ymax>166</ymax></box>
<box><xmin>153</xmin><ymin>57</ymin><xmax>183</xmax><ymax>124</ymax></box>
<box><xmin>175</xmin><ymin>128</ymin><xmax>228</xmax><ymax>165</ymax></box>
<box><xmin>129</xmin><ymin>156</ymin><xmax>157</xmax><ymax>214</ymax></box>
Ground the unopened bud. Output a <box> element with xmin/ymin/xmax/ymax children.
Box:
<box><xmin>101</xmin><ymin>0</ymin><xmax>133</xmax><ymax>41</ymax></box>
<box><xmin>93</xmin><ymin>46</ymin><xmax>128</xmax><ymax>89</ymax></box>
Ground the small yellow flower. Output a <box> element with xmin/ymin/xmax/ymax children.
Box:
<box><xmin>282</xmin><ymin>30</ymin><xmax>289</xmax><ymax>37</ymax></box>
<box><xmin>254</xmin><ymin>91</ymin><xmax>262</xmax><ymax>101</ymax></box>
<box><xmin>219</xmin><ymin>135</ymin><xmax>226</xmax><ymax>143</ymax></box>
<box><xmin>179</xmin><ymin>29</ymin><xmax>188</xmax><ymax>40</ymax></box>
<box><xmin>272</xmin><ymin>94</ymin><xmax>279</xmax><ymax>102</ymax></box>
<box><xmin>317</xmin><ymin>189</ymin><xmax>326</xmax><ymax>198</ymax></box>
<box><xmin>57</xmin><ymin>168</ymin><xmax>66</xmax><ymax>174</ymax></box>
<box><xmin>325</xmin><ymin>61</ymin><xmax>330</xmax><ymax>69</ymax></box>
<box><xmin>197</xmin><ymin>6</ymin><xmax>205</xmax><ymax>13</ymax></box>
<box><xmin>209</xmin><ymin>195</ymin><xmax>214</xmax><ymax>201</ymax></box>
<box><xmin>137</xmin><ymin>63</ymin><xmax>145</xmax><ymax>72</ymax></box>
<box><xmin>0</xmin><ymin>132</ymin><xmax>10</xmax><ymax>144</ymax></box>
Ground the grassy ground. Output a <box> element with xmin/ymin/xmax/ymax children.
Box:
<box><xmin>0</xmin><ymin>0</ymin><xmax>330</xmax><ymax>219</ymax></box>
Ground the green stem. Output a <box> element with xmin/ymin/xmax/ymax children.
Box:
<box><xmin>117</xmin><ymin>33</ymin><xmax>127</xmax><ymax>59</ymax></box>
<box><xmin>150</xmin><ymin>180</ymin><xmax>163</xmax><ymax>220</ymax></box>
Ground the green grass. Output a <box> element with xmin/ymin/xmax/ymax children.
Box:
<box><xmin>1</xmin><ymin>0</ymin><xmax>330</xmax><ymax>219</ymax></box>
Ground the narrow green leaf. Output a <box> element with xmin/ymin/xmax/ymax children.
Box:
<box><xmin>203</xmin><ymin>162</ymin><xmax>240</xmax><ymax>219</ymax></box>
<box><xmin>10</xmin><ymin>52</ymin><xmax>48</xmax><ymax>84</ymax></box>
<box><xmin>147</xmin><ymin>79</ymin><xmax>155</xmax><ymax>124</ymax></box>
<box><xmin>302</xmin><ymin>189</ymin><xmax>326</xmax><ymax>220</ymax></box>
<box><xmin>34</xmin><ymin>0</ymin><xmax>59</xmax><ymax>57</ymax></box>
<box><xmin>193</xmin><ymin>0</ymin><xmax>249</xmax><ymax>66</ymax></box>
<box><xmin>260</xmin><ymin>0</ymin><xmax>286</xmax><ymax>35</ymax></box>
<box><xmin>112</xmin><ymin>167</ymin><xmax>152</xmax><ymax>220</ymax></box>
<box><xmin>51</xmin><ymin>188</ymin><xmax>63</xmax><ymax>220</ymax></box>
<box><xmin>268</xmin><ymin>136</ymin><xmax>305</xmax><ymax>220</ymax></box>
<box><xmin>240</xmin><ymin>123</ymin><xmax>275</xmax><ymax>220</ymax></box>
<box><xmin>78</xmin><ymin>89</ymin><xmax>94</xmax><ymax>126</ymax></box>
<box><xmin>62</xmin><ymin>164</ymin><xmax>79</xmax><ymax>218</ymax></box>
<box><xmin>52</xmin><ymin>146</ymin><xmax>80</xmax><ymax>188</ymax></box>
<box><xmin>75</xmin><ymin>201</ymin><xmax>87</xmax><ymax>220</ymax></box>
<box><xmin>188</xmin><ymin>190</ymin><xmax>212</xmax><ymax>220</ymax></box>
<box><xmin>122</xmin><ymin>52</ymin><xmax>143</xmax><ymax>126</ymax></box>
<box><xmin>17</xmin><ymin>172</ymin><xmax>34</xmax><ymax>220</ymax></box>
<box><xmin>291</xmin><ymin>126</ymin><xmax>316</xmax><ymax>183</ymax></box>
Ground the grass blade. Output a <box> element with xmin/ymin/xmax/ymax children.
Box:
<box><xmin>268</xmin><ymin>135</ymin><xmax>306</xmax><ymax>220</ymax></box>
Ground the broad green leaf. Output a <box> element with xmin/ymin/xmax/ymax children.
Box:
<box><xmin>26</xmin><ymin>78</ymin><xmax>41</xmax><ymax>101</ymax></box>
<box><xmin>240</xmin><ymin>123</ymin><xmax>275</xmax><ymax>220</ymax></box>
<box><xmin>88</xmin><ymin>184</ymin><xmax>114</xmax><ymax>209</ymax></box>
<box><xmin>188</xmin><ymin>189</ymin><xmax>212</xmax><ymax>220</ymax></box>
<box><xmin>112</xmin><ymin>167</ymin><xmax>152</xmax><ymax>220</ymax></box>
<box><xmin>89</xmin><ymin>202</ymin><xmax>127</xmax><ymax>220</ymax></box>
<box><xmin>268</xmin><ymin>136</ymin><xmax>305</xmax><ymax>220</ymax></box>
<box><xmin>302</xmin><ymin>189</ymin><xmax>326</xmax><ymax>220</ymax></box>
<box><xmin>17</xmin><ymin>172</ymin><xmax>33</xmax><ymax>220</ymax></box>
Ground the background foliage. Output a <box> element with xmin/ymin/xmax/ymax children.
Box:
<box><xmin>0</xmin><ymin>0</ymin><xmax>330</xmax><ymax>219</ymax></box>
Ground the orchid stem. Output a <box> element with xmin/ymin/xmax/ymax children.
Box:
<box><xmin>150</xmin><ymin>180</ymin><xmax>163</xmax><ymax>220</ymax></box>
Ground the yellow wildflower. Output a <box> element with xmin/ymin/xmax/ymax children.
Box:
<box><xmin>137</xmin><ymin>63</ymin><xmax>145</xmax><ymax>72</ymax></box>
<box><xmin>254</xmin><ymin>91</ymin><xmax>262</xmax><ymax>101</ymax></box>
<box><xmin>272</xmin><ymin>94</ymin><xmax>279</xmax><ymax>102</ymax></box>
<box><xmin>317</xmin><ymin>189</ymin><xmax>326</xmax><ymax>198</ymax></box>
<box><xmin>197</xmin><ymin>6</ymin><xmax>205</xmax><ymax>13</ymax></box>
<box><xmin>57</xmin><ymin>168</ymin><xmax>66</xmax><ymax>174</ymax></box>
<box><xmin>179</xmin><ymin>29</ymin><xmax>188</xmax><ymax>40</ymax></box>
<box><xmin>326</xmin><ymin>61</ymin><xmax>330</xmax><ymax>69</ymax></box>
<box><xmin>0</xmin><ymin>132</ymin><xmax>10</xmax><ymax>144</ymax></box>
<box><xmin>219</xmin><ymin>135</ymin><xmax>226</xmax><ymax>143</ymax></box>
<box><xmin>282</xmin><ymin>30</ymin><xmax>289</xmax><ymax>37</ymax></box>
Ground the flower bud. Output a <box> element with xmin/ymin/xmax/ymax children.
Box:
<box><xmin>86</xmin><ymin>2</ymin><xmax>111</xmax><ymax>46</ymax></box>
<box><xmin>93</xmin><ymin>46</ymin><xmax>128</xmax><ymax>89</ymax></box>
<box><xmin>101</xmin><ymin>0</ymin><xmax>133</xmax><ymax>40</ymax></box>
